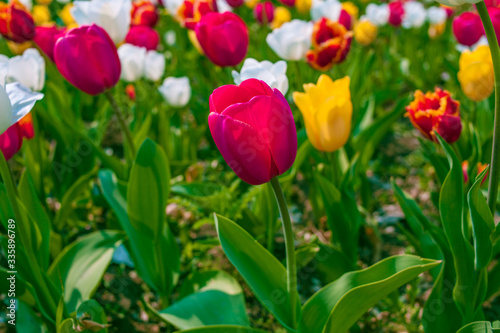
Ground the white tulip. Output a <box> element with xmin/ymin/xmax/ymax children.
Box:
<box><xmin>0</xmin><ymin>64</ymin><xmax>43</xmax><ymax>135</ymax></box>
<box><xmin>232</xmin><ymin>58</ymin><xmax>289</xmax><ymax>95</ymax></box>
<box><xmin>118</xmin><ymin>44</ymin><xmax>147</xmax><ymax>82</ymax></box>
<box><xmin>402</xmin><ymin>1</ymin><xmax>427</xmax><ymax>29</ymax></box>
<box><xmin>71</xmin><ymin>0</ymin><xmax>132</xmax><ymax>44</ymax></box>
<box><xmin>216</xmin><ymin>0</ymin><xmax>232</xmax><ymax>13</ymax></box>
<box><xmin>0</xmin><ymin>49</ymin><xmax>45</xmax><ymax>92</ymax></box>
<box><xmin>18</xmin><ymin>0</ymin><xmax>32</xmax><ymax>10</ymax></box>
<box><xmin>427</xmin><ymin>7</ymin><xmax>447</xmax><ymax>25</ymax></box>
<box><xmin>365</xmin><ymin>4</ymin><xmax>389</xmax><ymax>27</ymax></box>
<box><xmin>266</xmin><ymin>20</ymin><xmax>313</xmax><ymax>61</ymax></box>
<box><xmin>165</xmin><ymin>0</ymin><xmax>184</xmax><ymax>16</ymax></box>
<box><xmin>144</xmin><ymin>51</ymin><xmax>166</xmax><ymax>82</ymax></box>
<box><xmin>310</xmin><ymin>0</ymin><xmax>342</xmax><ymax>22</ymax></box>
<box><xmin>158</xmin><ymin>77</ymin><xmax>191</xmax><ymax>108</ymax></box>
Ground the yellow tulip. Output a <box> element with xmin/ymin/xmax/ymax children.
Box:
<box><xmin>245</xmin><ymin>0</ymin><xmax>260</xmax><ymax>9</ymax></box>
<box><xmin>458</xmin><ymin>45</ymin><xmax>494</xmax><ymax>102</ymax></box>
<box><xmin>59</xmin><ymin>3</ymin><xmax>77</xmax><ymax>28</ymax></box>
<box><xmin>271</xmin><ymin>7</ymin><xmax>291</xmax><ymax>29</ymax></box>
<box><xmin>295</xmin><ymin>0</ymin><xmax>312</xmax><ymax>14</ymax></box>
<box><xmin>188</xmin><ymin>30</ymin><xmax>204</xmax><ymax>55</ymax></box>
<box><xmin>428</xmin><ymin>22</ymin><xmax>446</xmax><ymax>39</ymax></box>
<box><xmin>7</xmin><ymin>41</ymin><xmax>32</xmax><ymax>55</ymax></box>
<box><xmin>36</xmin><ymin>0</ymin><xmax>52</xmax><ymax>5</ymax></box>
<box><xmin>33</xmin><ymin>5</ymin><xmax>51</xmax><ymax>25</ymax></box>
<box><xmin>354</xmin><ymin>19</ymin><xmax>377</xmax><ymax>46</ymax></box>
<box><xmin>293</xmin><ymin>75</ymin><xmax>352</xmax><ymax>152</ymax></box>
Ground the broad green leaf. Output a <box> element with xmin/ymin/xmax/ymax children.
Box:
<box><xmin>128</xmin><ymin>138</ymin><xmax>170</xmax><ymax>241</ymax></box>
<box><xmin>436</xmin><ymin>134</ymin><xmax>474</xmax><ymax>316</ymax></box>
<box><xmin>17</xmin><ymin>301</ymin><xmax>49</xmax><ymax>333</ymax></box>
<box><xmin>467</xmin><ymin>167</ymin><xmax>495</xmax><ymax>271</ymax></box>
<box><xmin>177</xmin><ymin>326</ymin><xmax>268</xmax><ymax>333</ymax></box>
<box><xmin>300</xmin><ymin>255</ymin><xmax>440</xmax><ymax>333</ymax></box>
<box><xmin>420</xmin><ymin>139</ymin><xmax>449</xmax><ymax>185</ymax></box>
<box><xmin>48</xmin><ymin>230</ymin><xmax>124</xmax><ymax>312</ymax></box>
<box><xmin>0</xmin><ymin>267</ymin><xmax>35</xmax><ymax>306</ymax></box>
<box><xmin>58</xmin><ymin>319</ymin><xmax>78</xmax><ymax>333</ymax></box>
<box><xmin>457</xmin><ymin>321</ymin><xmax>500</xmax><ymax>333</ymax></box>
<box><xmin>76</xmin><ymin>300</ymin><xmax>108</xmax><ymax>333</ymax></box>
<box><xmin>99</xmin><ymin>170</ymin><xmax>180</xmax><ymax>296</ymax></box>
<box><xmin>214</xmin><ymin>214</ymin><xmax>300</xmax><ymax>332</ymax></box>
<box><xmin>154</xmin><ymin>270</ymin><xmax>249</xmax><ymax>329</ymax></box>
<box><xmin>171</xmin><ymin>182</ymin><xmax>223</xmax><ymax>197</ymax></box>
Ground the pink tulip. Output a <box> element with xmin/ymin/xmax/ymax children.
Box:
<box><xmin>195</xmin><ymin>12</ymin><xmax>249</xmax><ymax>67</ymax></box>
<box><xmin>54</xmin><ymin>24</ymin><xmax>121</xmax><ymax>95</ymax></box>
<box><xmin>452</xmin><ymin>12</ymin><xmax>484</xmax><ymax>46</ymax></box>
<box><xmin>339</xmin><ymin>9</ymin><xmax>352</xmax><ymax>30</ymax></box>
<box><xmin>388</xmin><ymin>1</ymin><xmax>404</xmax><ymax>27</ymax></box>
<box><xmin>277</xmin><ymin>0</ymin><xmax>295</xmax><ymax>6</ymax></box>
<box><xmin>34</xmin><ymin>25</ymin><xmax>66</xmax><ymax>62</ymax></box>
<box><xmin>125</xmin><ymin>25</ymin><xmax>159</xmax><ymax>50</ymax></box>
<box><xmin>0</xmin><ymin>114</ymin><xmax>34</xmax><ymax>161</ymax></box>
<box><xmin>254</xmin><ymin>1</ymin><xmax>274</xmax><ymax>25</ymax></box>
<box><xmin>489</xmin><ymin>7</ymin><xmax>500</xmax><ymax>44</ymax></box>
<box><xmin>208</xmin><ymin>79</ymin><xmax>297</xmax><ymax>185</ymax></box>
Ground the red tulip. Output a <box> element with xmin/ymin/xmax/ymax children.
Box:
<box><xmin>405</xmin><ymin>88</ymin><xmax>462</xmax><ymax>144</ymax></box>
<box><xmin>0</xmin><ymin>0</ymin><xmax>35</xmax><ymax>43</ymax></box>
<box><xmin>34</xmin><ymin>25</ymin><xmax>67</xmax><ymax>62</ymax></box>
<box><xmin>254</xmin><ymin>1</ymin><xmax>274</xmax><ymax>25</ymax></box>
<box><xmin>54</xmin><ymin>24</ymin><xmax>121</xmax><ymax>95</ymax></box>
<box><xmin>125</xmin><ymin>25</ymin><xmax>159</xmax><ymax>50</ymax></box>
<box><xmin>131</xmin><ymin>0</ymin><xmax>159</xmax><ymax>27</ymax></box>
<box><xmin>0</xmin><ymin>114</ymin><xmax>34</xmax><ymax>161</ymax></box>
<box><xmin>277</xmin><ymin>0</ymin><xmax>295</xmax><ymax>6</ymax></box>
<box><xmin>453</xmin><ymin>12</ymin><xmax>484</xmax><ymax>47</ymax></box>
<box><xmin>484</xmin><ymin>0</ymin><xmax>500</xmax><ymax>7</ymax></box>
<box><xmin>442</xmin><ymin>5</ymin><xmax>454</xmax><ymax>17</ymax></box>
<box><xmin>226</xmin><ymin>0</ymin><xmax>244</xmax><ymax>7</ymax></box>
<box><xmin>489</xmin><ymin>7</ymin><xmax>500</xmax><ymax>44</ymax></box>
<box><xmin>179</xmin><ymin>0</ymin><xmax>218</xmax><ymax>30</ymax></box>
<box><xmin>195</xmin><ymin>12</ymin><xmax>249</xmax><ymax>67</ymax></box>
<box><xmin>208</xmin><ymin>79</ymin><xmax>297</xmax><ymax>185</ymax></box>
<box><xmin>388</xmin><ymin>1</ymin><xmax>404</xmax><ymax>27</ymax></box>
<box><xmin>339</xmin><ymin>8</ymin><xmax>352</xmax><ymax>30</ymax></box>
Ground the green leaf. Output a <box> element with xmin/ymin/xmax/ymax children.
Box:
<box><xmin>177</xmin><ymin>326</ymin><xmax>268</xmax><ymax>333</ymax></box>
<box><xmin>300</xmin><ymin>255</ymin><xmax>440</xmax><ymax>333</ymax></box>
<box><xmin>467</xmin><ymin>167</ymin><xmax>495</xmax><ymax>271</ymax></box>
<box><xmin>48</xmin><ymin>230</ymin><xmax>124</xmax><ymax>312</ymax></box>
<box><xmin>76</xmin><ymin>300</ymin><xmax>108</xmax><ymax>333</ymax></box>
<box><xmin>99</xmin><ymin>170</ymin><xmax>180</xmax><ymax>296</ymax></box>
<box><xmin>436</xmin><ymin>134</ymin><xmax>475</xmax><ymax>317</ymax></box>
<box><xmin>154</xmin><ymin>270</ymin><xmax>249</xmax><ymax>329</ymax></box>
<box><xmin>17</xmin><ymin>301</ymin><xmax>49</xmax><ymax>333</ymax></box>
<box><xmin>214</xmin><ymin>214</ymin><xmax>300</xmax><ymax>331</ymax></box>
<box><xmin>171</xmin><ymin>182</ymin><xmax>223</xmax><ymax>197</ymax></box>
<box><xmin>457</xmin><ymin>321</ymin><xmax>500</xmax><ymax>333</ymax></box>
<box><xmin>128</xmin><ymin>138</ymin><xmax>170</xmax><ymax>241</ymax></box>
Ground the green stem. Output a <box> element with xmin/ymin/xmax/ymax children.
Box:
<box><xmin>0</xmin><ymin>151</ymin><xmax>22</xmax><ymax>223</ymax></box>
<box><xmin>266</xmin><ymin>182</ymin><xmax>275</xmax><ymax>254</ymax></box>
<box><xmin>477</xmin><ymin>2</ymin><xmax>500</xmax><ymax>214</ymax></box>
<box><xmin>270</xmin><ymin>177</ymin><xmax>297</xmax><ymax>330</ymax></box>
<box><xmin>104</xmin><ymin>90</ymin><xmax>137</xmax><ymax>157</ymax></box>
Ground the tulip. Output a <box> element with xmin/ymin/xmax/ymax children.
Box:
<box><xmin>0</xmin><ymin>0</ymin><xmax>35</xmax><ymax>43</ymax></box>
<box><xmin>125</xmin><ymin>84</ymin><xmax>136</xmax><ymax>100</ymax></box>
<box><xmin>216</xmin><ymin>0</ymin><xmax>233</xmax><ymax>13</ymax></box>
<box><xmin>310</xmin><ymin>0</ymin><xmax>352</xmax><ymax>30</ymax></box>
<box><xmin>365</xmin><ymin>3</ymin><xmax>389</xmax><ymax>26</ymax></box>
<box><xmin>293</xmin><ymin>75</ymin><xmax>351</xmax><ymax>152</ymax></box>
<box><xmin>226</xmin><ymin>0</ymin><xmax>244</xmax><ymax>7</ymax></box>
<box><xmin>177</xmin><ymin>0</ymin><xmax>218</xmax><ymax>29</ymax></box>
<box><xmin>0</xmin><ymin>48</ymin><xmax>45</xmax><ymax>92</ymax></box>
<box><xmin>485</xmin><ymin>0</ymin><xmax>500</xmax><ymax>7</ymax></box>
<box><xmin>453</xmin><ymin>12</ymin><xmax>484</xmax><ymax>47</ymax></box>
<box><xmin>429</xmin><ymin>23</ymin><xmax>446</xmax><ymax>39</ymax></box>
<box><xmin>232</xmin><ymin>58</ymin><xmax>289</xmax><ymax>95</ymax></box>
<box><xmin>266</xmin><ymin>19</ymin><xmax>313</xmax><ymax>61</ymax></box>
<box><xmin>195</xmin><ymin>12</ymin><xmax>249</xmax><ymax>67</ymax></box>
<box><xmin>405</xmin><ymin>88</ymin><xmax>462</xmax><ymax>143</ymax></box>
<box><xmin>458</xmin><ymin>45</ymin><xmax>494</xmax><ymax>102</ymax></box>
<box><xmin>354</xmin><ymin>19</ymin><xmax>377</xmax><ymax>46</ymax></box>
<box><xmin>159</xmin><ymin>76</ymin><xmax>192</xmax><ymax>108</ymax></box>
<box><xmin>118</xmin><ymin>44</ymin><xmax>147</xmax><ymax>82</ymax></box>
<box><xmin>402</xmin><ymin>1</ymin><xmax>426</xmax><ymax>29</ymax></box>
<box><xmin>462</xmin><ymin>161</ymin><xmax>489</xmax><ymax>185</ymax></box>
<box><xmin>0</xmin><ymin>114</ymin><xmax>34</xmax><ymax>160</ymax></box>
<box><xmin>54</xmin><ymin>24</ymin><xmax>121</xmax><ymax>95</ymax></box>
<box><xmin>131</xmin><ymin>0</ymin><xmax>159</xmax><ymax>27</ymax></box>
<box><xmin>278</xmin><ymin>0</ymin><xmax>294</xmax><ymax>6</ymax></box>
<box><xmin>342</xmin><ymin>2</ymin><xmax>357</xmax><ymax>20</ymax></box>
<box><xmin>388</xmin><ymin>0</ymin><xmax>404</xmax><ymax>27</ymax></box>
<box><xmin>71</xmin><ymin>0</ymin><xmax>132</xmax><ymax>44</ymax></box>
<box><xmin>125</xmin><ymin>25</ymin><xmax>159</xmax><ymax>50</ymax></box>
<box><xmin>271</xmin><ymin>6</ymin><xmax>291</xmax><ymax>29</ymax></box>
<box><xmin>208</xmin><ymin>79</ymin><xmax>297</xmax><ymax>185</ymax></box>
<box><xmin>32</xmin><ymin>5</ymin><xmax>51</xmax><ymax>25</ymax></box>
<box><xmin>6</xmin><ymin>41</ymin><xmax>31</xmax><ymax>55</ymax></box>
<box><xmin>59</xmin><ymin>3</ymin><xmax>77</xmax><ymax>28</ymax></box>
<box><xmin>489</xmin><ymin>7</ymin><xmax>500</xmax><ymax>44</ymax></box>
<box><xmin>254</xmin><ymin>1</ymin><xmax>274</xmax><ymax>25</ymax></box>
<box><xmin>34</xmin><ymin>25</ymin><xmax>66</xmax><ymax>62</ymax></box>
<box><xmin>144</xmin><ymin>50</ymin><xmax>166</xmax><ymax>81</ymax></box>
<box><xmin>306</xmin><ymin>18</ymin><xmax>353</xmax><ymax>71</ymax></box>
<box><xmin>427</xmin><ymin>6</ymin><xmax>447</xmax><ymax>25</ymax></box>
<box><xmin>295</xmin><ymin>0</ymin><xmax>311</xmax><ymax>14</ymax></box>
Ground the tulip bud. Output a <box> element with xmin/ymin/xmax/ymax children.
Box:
<box><xmin>208</xmin><ymin>79</ymin><xmax>297</xmax><ymax>185</ymax></box>
<box><xmin>388</xmin><ymin>0</ymin><xmax>404</xmax><ymax>27</ymax></box>
<box><xmin>232</xmin><ymin>58</ymin><xmax>289</xmax><ymax>95</ymax></box>
<box><xmin>0</xmin><ymin>48</ymin><xmax>45</xmax><ymax>92</ymax></box>
<box><xmin>32</xmin><ymin>5</ymin><xmax>51</xmax><ymax>25</ymax></box>
<box><xmin>270</xmin><ymin>6</ymin><xmax>291</xmax><ymax>29</ymax></box>
<box><xmin>310</xmin><ymin>0</ymin><xmax>351</xmax><ymax>29</ymax></box>
<box><xmin>402</xmin><ymin>1</ymin><xmax>426</xmax><ymax>29</ymax></box>
<box><xmin>293</xmin><ymin>75</ymin><xmax>352</xmax><ymax>152</ymax></box>
<box><xmin>178</xmin><ymin>0</ymin><xmax>218</xmax><ymax>29</ymax></box>
<box><xmin>226</xmin><ymin>0</ymin><xmax>244</xmax><ymax>7</ymax></box>
<box><xmin>34</xmin><ymin>25</ymin><xmax>66</xmax><ymax>62</ymax></box>
<box><xmin>453</xmin><ymin>12</ymin><xmax>484</xmax><ymax>47</ymax></box>
<box><xmin>195</xmin><ymin>12</ymin><xmax>249</xmax><ymax>67</ymax></box>
<box><xmin>354</xmin><ymin>19</ymin><xmax>377</xmax><ymax>46</ymax></box>
<box><xmin>131</xmin><ymin>0</ymin><xmax>159</xmax><ymax>27</ymax></box>
<box><xmin>159</xmin><ymin>76</ymin><xmax>192</xmax><ymax>108</ymax></box>
<box><xmin>306</xmin><ymin>18</ymin><xmax>353</xmax><ymax>71</ymax></box>
<box><xmin>365</xmin><ymin>3</ymin><xmax>389</xmax><ymax>26</ymax></box>
<box><xmin>0</xmin><ymin>0</ymin><xmax>35</xmax><ymax>43</ymax></box>
<box><xmin>295</xmin><ymin>0</ymin><xmax>311</xmax><ymax>14</ymax></box>
<box><xmin>278</xmin><ymin>0</ymin><xmax>294</xmax><ymax>6</ymax></box>
<box><xmin>125</xmin><ymin>25</ymin><xmax>159</xmax><ymax>50</ymax></box>
<box><xmin>125</xmin><ymin>84</ymin><xmax>136</xmax><ymax>100</ymax></box>
<box><xmin>266</xmin><ymin>19</ymin><xmax>313</xmax><ymax>61</ymax></box>
<box><xmin>54</xmin><ymin>24</ymin><xmax>121</xmax><ymax>95</ymax></box>
<box><xmin>458</xmin><ymin>45</ymin><xmax>494</xmax><ymax>102</ymax></box>
<box><xmin>254</xmin><ymin>1</ymin><xmax>274</xmax><ymax>25</ymax></box>
<box><xmin>59</xmin><ymin>3</ymin><xmax>77</xmax><ymax>28</ymax></box>
<box><xmin>405</xmin><ymin>88</ymin><xmax>462</xmax><ymax>144</ymax></box>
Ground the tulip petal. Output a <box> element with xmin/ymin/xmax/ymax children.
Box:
<box><xmin>209</xmin><ymin>78</ymin><xmax>272</xmax><ymax>113</ymax></box>
<box><xmin>6</xmin><ymin>82</ymin><xmax>43</xmax><ymax>126</ymax></box>
<box><xmin>0</xmin><ymin>123</ymin><xmax>23</xmax><ymax>160</ymax></box>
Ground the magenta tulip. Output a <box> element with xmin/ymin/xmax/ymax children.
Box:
<box><xmin>125</xmin><ymin>25</ymin><xmax>159</xmax><ymax>50</ymax></box>
<box><xmin>195</xmin><ymin>12</ymin><xmax>249</xmax><ymax>67</ymax></box>
<box><xmin>489</xmin><ymin>7</ymin><xmax>500</xmax><ymax>44</ymax></box>
<box><xmin>54</xmin><ymin>24</ymin><xmax>121</xmax><ymax>95</ymax></box>
<box><xmin>208</xmin><ymin>79</ymin><xmax>297</xmax><ymax>185</ymax></box>
<box><xmin>453</xmin><ymin>12</ymin><xmax>484</xmax><ymax>47</ymax></box>
<box><xmin>388</xmin><ymin>1</ymin><xmax>404</xmax><ymax>27</ymax></box>
<box><xmin>254</xmin><ymin>1</ymin><xmax>274</xmax><ymax>25</ymax></box>
<box><xmin>34</xmin><ymin>25</ymin><xmax>66</xmax><ymax>62</ymax></box>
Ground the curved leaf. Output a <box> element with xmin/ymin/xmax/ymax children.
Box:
<box><xmin>457</xmin><ymin>321</ymin><xmax>500</xmax><ymax>333</ymax></box>
<box><xmin>177</xmin><ymin>326</ymin><xmax>268</xmax><ymax>333</ymax></box>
